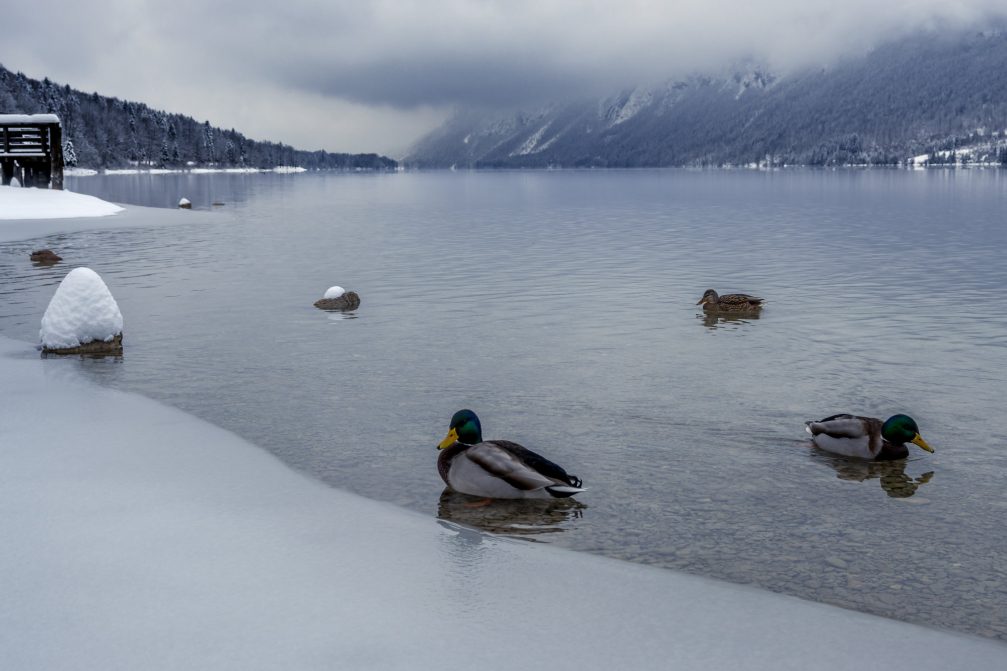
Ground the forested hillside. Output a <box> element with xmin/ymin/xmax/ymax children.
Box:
<box><xmin>0</xmin><ymin>65</ymin><xmax>396</xmax><ymax>170</ymax></box>
<box><xmin>407</xmin><ymin>28</ymin><xmax>1007</xmax><ymax>168</ymax></box>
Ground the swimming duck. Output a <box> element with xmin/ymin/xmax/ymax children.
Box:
<box><xmin>805</xmin><ymin>414</ymin><xmax>934</xmax><ymax>460</ymax></box>
<box><xmin>696</xmin><ymin>289</ymin><xmax>764</xmax><ymax>312</ymax></box>
<box><xmin>437</xmin><ymin>409</ymin><xmax>585</xmax><ymax>499</ymax></box>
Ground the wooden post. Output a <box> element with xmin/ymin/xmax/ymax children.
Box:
<box><xmin>49</xmin><ymin>123</ymin><xmax>64</xmax><ymax>190</ymax></box>
<box><xmin>1</xmin><ymin>160</ymin><xmax>12</xmax><ymax>186</ymax></box>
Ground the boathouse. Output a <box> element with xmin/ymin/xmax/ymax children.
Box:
<box><xmin>0</xmin><ymin>114</ymin><xmax>64</xmax><ymax>189</ymax></box>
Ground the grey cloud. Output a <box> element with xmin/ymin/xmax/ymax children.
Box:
<box><xmin>4</xmin><ymin>0</ymin><xmax>1007</xmax><ymax>153</ymax></box>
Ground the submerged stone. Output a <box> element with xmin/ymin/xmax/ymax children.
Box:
<box><xmin>30</xmin><ymin>249</ymin><xmax>62</xmax><ymax>265</ymax></box>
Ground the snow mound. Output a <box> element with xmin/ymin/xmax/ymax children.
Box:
<box><xmin>40</xmin><ymin>268</ymin><xmax>124</xmax><ymax>349</ymax></box>
<box><xmin>323</xmin><ymin>285</ymin><xmax>346</xmax><ymax>299</ymax></box>
<box><xmin>0</xmin><ymin>185</ymin><xmax>124</xmax><ymax>220</ymax></box>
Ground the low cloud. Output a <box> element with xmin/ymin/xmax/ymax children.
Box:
<box><xmin>4</xmin><ymin>0</ymin><xmax>1006</xmax><ymax>153</ymax></box>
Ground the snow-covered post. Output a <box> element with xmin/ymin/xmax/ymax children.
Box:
<box><xmin>40</xmin><ymin>268</ymin><xmax>124</xmax><ymax>355</ymax></box>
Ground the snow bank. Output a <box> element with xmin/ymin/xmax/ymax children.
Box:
<box><xmin>0</xmin><ymin>335</ymin><xmax>1003</xmax><ymax>670</ymax></box>
<box><xmin>0</xmin><ymin>184</ymin><xmax>124</xmax><ymax>220</ymax></box>
<box><xmin>39</xmin><ymin>268</ymin><xmax>123</xmax><ymax>350</ymax></box>
<box><xmin>0</xmin><ymin>185</ymin><xmax>219</xmax><ymax>245</ymax></box>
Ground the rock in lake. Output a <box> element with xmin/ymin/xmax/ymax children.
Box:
<box><xmin>314</xmin><ymin>285</ymin><xmax>361</xmax><ymax>311</ymax></box>
<box><xmin>30</xmin><ymin>249</ymin><xmax>62</xmax><ymax>265</ymax></box>
<box><xmin>40</xmin><ymin>267</ymin><xmax>124</xmax><ymax>355</ymax></box>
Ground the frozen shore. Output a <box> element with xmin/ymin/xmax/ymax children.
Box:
<box><xmin>2</xmin><ymin>335</ymin><xmax>1006</xmax><ymax>670</ymax></box>
<box><xmin>0</xmin><ymin>184</ymin><xmax>218</xmax><ymax>244</ymax></box>
<box><xmin>2</xmin><ymin>190</ymin><xmax>1007</xmax><ymax>669</ymax></box>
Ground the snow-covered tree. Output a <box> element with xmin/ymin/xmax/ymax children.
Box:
<box><xmin>63</xmin><ymin>140</ymin><xmax>78</xmax><ymax>167</ymax></box>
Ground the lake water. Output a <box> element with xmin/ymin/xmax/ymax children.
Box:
<box><xmin>3</xmin><ymin>169</ymin><xmax>1006</xmax><ymax>640</ymax></box>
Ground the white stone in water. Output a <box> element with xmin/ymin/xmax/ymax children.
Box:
<box><xmin>40</xmin><ymin>268</ymin><xmax>123</xmax><ymax>349</ymax></box>
<box><xmin>322</xmin><ymin>285</ymin><xmax>346</xmax><ymax>299</ymax></box>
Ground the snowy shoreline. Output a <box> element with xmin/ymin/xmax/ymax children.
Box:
<box><xmin>0</xmin><ymin>184</ymin><xmax>220</xmax><ymax>244</ymax></box>
<box><xmin>2</xmin><ymin>189</ymin><xmax>1007</xmax><ymax>668</ymax></box>
<box><xmin>2</xmin><ymin>334</ymin><xmax>1005</xmax><ymax>670</ymax></box>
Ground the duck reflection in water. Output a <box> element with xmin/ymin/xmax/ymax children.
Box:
<box><xmin>817</xmin><ymin>454</ymin><xmax>934</xmax><ymax>498</ymax></box>
<box><xmin>697</xmin><ymin>311</ymin><xmax>762</xmax><ymax>330</ymax></box>
<box><xmin>437</xmin><ymin>489</ymin><xmax>585</xmax><ymax>539</ymax></box>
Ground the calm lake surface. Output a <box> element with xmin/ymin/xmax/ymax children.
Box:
<box><xmin>3</xmin><ymin>169</ymin><xmax>1007</xmax><ymax>640</ymax></box>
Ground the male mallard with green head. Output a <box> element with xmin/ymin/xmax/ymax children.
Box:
<box><xmin>696</xmin><ymin>289</ymin><xmax>764</xmax><ymax>312</ymax></box>
<box><xmin>437</xmin><ymin>409</ymin><xmax>585</xmax><ymax>499</ymax></box>
<box><xmin>805</xmin><ymin>414</ymin><xmax>934</xmax><ymax>460</ymax></box>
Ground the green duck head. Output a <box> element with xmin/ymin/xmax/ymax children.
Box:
<box><xmin>882</xmin><ymin>414</ymin><xmax>934</xmax><ymax>453</ymax></box>
<box><xmin>696</xmin><ymin>289</ymin><xmax>719</xmax><ymax>306</ymax></box>
<box><xmin>438</xmin><ymin>409</ymin><xmax>483</xmax><ymax>449</ymax></box>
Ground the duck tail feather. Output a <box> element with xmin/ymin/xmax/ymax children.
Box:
<box><xmin>546</xmin><ymin>483</ymin><xmax>586</xmax><ymax>498</ymax></box>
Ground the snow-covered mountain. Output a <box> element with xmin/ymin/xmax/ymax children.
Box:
<box><xmin>406</xmin><ymin>28</ymin><xmax>1007</xmax><ymax>168</ymax></box>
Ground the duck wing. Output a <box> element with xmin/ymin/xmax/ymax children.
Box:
<box><xmin>720</xmin><ymin>293</ymin><xmax>764</xmax><ymax>307</ymax></box>
<box><xmin>467</xmin><ymin>441</ymin><xmax>583</xmax><ymax>490</ymax></box>
<box><xmin>806</xmin><ymin>414</ymin><xmax>878</xmax><ymax>438</ymax></box>
<box><xmin>806</xmin><ymin>414</ymin><xmax>883</xmax><ymax>458</ymax></box>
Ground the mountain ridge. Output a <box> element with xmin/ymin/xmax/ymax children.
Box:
<box><xmin>406</xmin><ymin>28</ymin><xmax>1007</xmax><ymax>168</ymax></box>
<box><xmin>0</xmin><ymin>65</ymin><xmax>396</xmax><ymax>171</ymax></box>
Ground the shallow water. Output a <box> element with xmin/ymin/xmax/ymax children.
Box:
<box><xmin>3</xmin><ymin>169</ymin><xmax>1007</xmax><ymax>639</ymax></box>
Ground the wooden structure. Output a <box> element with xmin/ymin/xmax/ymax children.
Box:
<box><xmin>0</xmin><ymin>114</ymin><xmax>64</xmax><ymax>189</ymax></box>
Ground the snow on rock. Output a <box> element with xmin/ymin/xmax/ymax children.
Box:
<box><xmin>314</xmin><ymin>285</ymin><xmax>360</xmax><ymax>311</ymax></box>
<box><xmin>40</xmin><ymin>268</ymin><xmax>123</xmax><ymax>352</ymax></box>
<box><xmin>0</xmin><ymin>185</ymin><xmax>124</xmax><ymax>220</ymax></box>
<box><xmin>178</xmin><ymin>197</ymin><xmax>192</xmax><ymax>209</ymax></box>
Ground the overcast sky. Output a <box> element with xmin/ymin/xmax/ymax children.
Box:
<box><xmin>3</xmin><ymin>1</ymin><xmax>1006</xmax><ymax>157</ymax></box>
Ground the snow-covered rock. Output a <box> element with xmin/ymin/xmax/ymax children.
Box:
<box><xmin>314</xmin><ymin>286</ymin><xmax>360</xmax><ymax>311</ymax></box>
<box><xmin>40</xmin><ymin>268</ymin><xmax>124</xmax><ymax>354</ymax></box>
<box><xmin>178</xmin><ymin>197</ymin><xmax>192</xmax><ymax>209</ymax></box>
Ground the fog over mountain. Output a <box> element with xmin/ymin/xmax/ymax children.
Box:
<box><xmin>406</xmin><ymin>26</ymin><xmax>1007</xmax><ymax>168</ymax></box>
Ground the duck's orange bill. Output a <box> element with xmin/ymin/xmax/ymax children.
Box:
<box><xmin>912</xmin><ymin>434</ymin><xmax>935</xmax><ymax>453</ymax></box>
<box><xmin>438</xmin><ymin>428</ymin><xmax>458</xmax><ymax>450</ymax></box>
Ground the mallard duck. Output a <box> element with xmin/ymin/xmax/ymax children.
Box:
<box><xmin>313</xmin><ymin>285</ymin><xmax>360</xmax><ymax>311</ymax></box>
<box><xmin>805</xmin><ymin>414</ymin><xmax>934</xmax><ymax>460</ymax></box>
<box><xmin>437</xmin><ymin>409</ymin><xmax>585</xmax><ymax>499</ymax></box>
<box><xmin>696</xmin><ymin>289</ymin><xmax>763</xmax><ymax>312</ymax></box>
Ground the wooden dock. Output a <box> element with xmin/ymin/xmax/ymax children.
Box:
<box><xmin>0</xmin><ymin>114</ymin><xmax>64</xmax><ymax>189</ymax></box>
